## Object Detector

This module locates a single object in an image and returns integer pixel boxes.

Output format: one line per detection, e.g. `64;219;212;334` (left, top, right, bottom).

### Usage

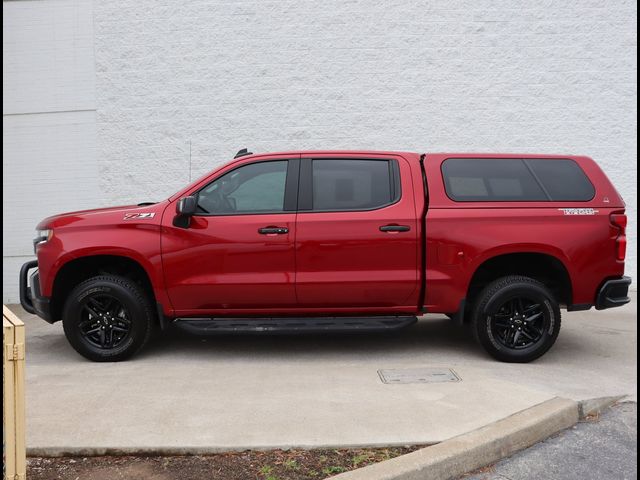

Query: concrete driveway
12;295;636;454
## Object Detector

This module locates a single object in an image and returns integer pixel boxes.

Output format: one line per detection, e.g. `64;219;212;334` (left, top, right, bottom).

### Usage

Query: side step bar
172;316;417;335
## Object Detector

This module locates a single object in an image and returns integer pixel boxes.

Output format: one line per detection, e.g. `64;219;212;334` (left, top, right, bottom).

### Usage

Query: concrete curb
328;397;579;480
578;395;627;419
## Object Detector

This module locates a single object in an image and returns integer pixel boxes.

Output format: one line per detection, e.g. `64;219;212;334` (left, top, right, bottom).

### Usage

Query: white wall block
3;0;97;302
2;112;99;302
3;0;95;114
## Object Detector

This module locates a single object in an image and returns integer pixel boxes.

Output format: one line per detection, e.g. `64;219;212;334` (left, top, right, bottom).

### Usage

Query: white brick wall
2;0;637;302
94;0;637;281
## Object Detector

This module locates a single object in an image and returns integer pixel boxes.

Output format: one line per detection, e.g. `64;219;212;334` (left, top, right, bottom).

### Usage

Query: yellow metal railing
3;305;26;480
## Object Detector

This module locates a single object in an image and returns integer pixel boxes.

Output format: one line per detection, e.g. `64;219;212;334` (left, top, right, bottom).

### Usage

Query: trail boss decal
123;212;155;220
558;208;599;216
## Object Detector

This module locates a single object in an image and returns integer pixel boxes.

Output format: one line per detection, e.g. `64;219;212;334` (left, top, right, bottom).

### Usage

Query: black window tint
442;159;595;202
197;161;287;214
311;159;397;211
442;159;547;201
527;159;595;201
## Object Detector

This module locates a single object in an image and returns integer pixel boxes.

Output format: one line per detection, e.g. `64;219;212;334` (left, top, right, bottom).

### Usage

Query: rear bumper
19;260;54;323
595;276;632;310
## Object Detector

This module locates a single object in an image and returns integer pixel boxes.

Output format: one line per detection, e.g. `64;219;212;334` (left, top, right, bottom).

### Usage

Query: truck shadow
140;316;487;361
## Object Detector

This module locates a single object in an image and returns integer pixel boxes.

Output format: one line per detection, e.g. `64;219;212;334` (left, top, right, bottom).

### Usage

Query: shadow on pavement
139;316;486;362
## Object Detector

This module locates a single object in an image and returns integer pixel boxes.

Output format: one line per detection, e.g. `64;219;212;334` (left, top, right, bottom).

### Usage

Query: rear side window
526;159;595;201
442;158;594;202
310;159;400;211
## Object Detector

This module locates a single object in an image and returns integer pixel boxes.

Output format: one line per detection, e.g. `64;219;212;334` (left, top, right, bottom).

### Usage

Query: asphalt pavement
463;402;637;480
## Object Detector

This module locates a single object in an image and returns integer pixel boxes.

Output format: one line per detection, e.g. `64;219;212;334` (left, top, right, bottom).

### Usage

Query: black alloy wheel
78;294;133;349
473;275;561;363
62;275;154;362
489;296;547;350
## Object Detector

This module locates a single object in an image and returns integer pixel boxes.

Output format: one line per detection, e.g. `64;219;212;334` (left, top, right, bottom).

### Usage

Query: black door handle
258;226;289;235
379;224;410;232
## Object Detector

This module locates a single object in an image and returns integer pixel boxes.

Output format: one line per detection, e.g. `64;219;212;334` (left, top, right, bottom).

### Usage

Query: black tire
62;275;154;362
472;275;561;363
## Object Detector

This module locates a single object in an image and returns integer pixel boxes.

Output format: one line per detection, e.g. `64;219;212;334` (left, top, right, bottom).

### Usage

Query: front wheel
472;275;561;363
62;275;154;362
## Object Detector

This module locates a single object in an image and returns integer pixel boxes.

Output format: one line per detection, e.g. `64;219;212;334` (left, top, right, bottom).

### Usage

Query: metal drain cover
378;368;461;384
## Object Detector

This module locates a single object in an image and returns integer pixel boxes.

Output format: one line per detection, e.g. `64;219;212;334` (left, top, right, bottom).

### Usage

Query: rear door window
309;159;400;211
442;158;594;202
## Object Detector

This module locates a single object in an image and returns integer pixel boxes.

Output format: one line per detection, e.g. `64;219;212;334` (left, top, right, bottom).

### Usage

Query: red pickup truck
21;150;631;363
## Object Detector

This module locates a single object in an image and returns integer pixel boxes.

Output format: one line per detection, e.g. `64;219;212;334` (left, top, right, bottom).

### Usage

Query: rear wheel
62;275;154;361
472;275;561;363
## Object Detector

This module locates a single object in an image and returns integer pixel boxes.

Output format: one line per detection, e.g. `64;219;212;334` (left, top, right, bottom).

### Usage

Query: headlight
33;229;53;251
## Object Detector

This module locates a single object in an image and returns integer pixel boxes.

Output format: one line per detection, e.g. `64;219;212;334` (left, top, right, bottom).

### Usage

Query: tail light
610;212;627;261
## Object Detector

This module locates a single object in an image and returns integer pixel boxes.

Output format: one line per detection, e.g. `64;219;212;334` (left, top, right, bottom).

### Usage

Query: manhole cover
378;368;461;384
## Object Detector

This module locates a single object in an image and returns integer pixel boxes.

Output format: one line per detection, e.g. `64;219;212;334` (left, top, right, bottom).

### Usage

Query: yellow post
3;305;26;480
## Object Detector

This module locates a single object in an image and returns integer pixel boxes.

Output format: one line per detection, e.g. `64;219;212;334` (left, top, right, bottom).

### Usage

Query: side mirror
176;196;198;215
173;196;197;228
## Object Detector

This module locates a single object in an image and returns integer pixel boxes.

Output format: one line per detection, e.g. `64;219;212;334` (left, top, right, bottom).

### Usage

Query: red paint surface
35;151;627;319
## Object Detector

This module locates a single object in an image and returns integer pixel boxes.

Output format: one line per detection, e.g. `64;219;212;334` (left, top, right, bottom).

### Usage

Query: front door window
197;161;288;215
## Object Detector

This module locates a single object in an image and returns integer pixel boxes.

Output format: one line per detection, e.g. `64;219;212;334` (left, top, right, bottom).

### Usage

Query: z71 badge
558;208;599;216
123;212;155;220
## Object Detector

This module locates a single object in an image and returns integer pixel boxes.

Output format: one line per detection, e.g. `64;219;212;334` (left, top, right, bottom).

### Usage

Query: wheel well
51;255;155;321
467;253;572;313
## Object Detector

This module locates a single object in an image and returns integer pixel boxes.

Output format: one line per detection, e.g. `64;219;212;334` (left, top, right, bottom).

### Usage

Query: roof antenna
234;148;253;159
188;140;192;181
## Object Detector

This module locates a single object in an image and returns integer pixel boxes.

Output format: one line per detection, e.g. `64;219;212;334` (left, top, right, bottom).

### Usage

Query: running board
172;316;417;335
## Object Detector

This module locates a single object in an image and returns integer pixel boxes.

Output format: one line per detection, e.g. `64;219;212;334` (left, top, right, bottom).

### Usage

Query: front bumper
19;260;54;323
595;276;632;310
